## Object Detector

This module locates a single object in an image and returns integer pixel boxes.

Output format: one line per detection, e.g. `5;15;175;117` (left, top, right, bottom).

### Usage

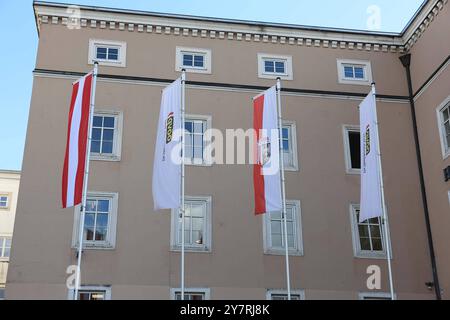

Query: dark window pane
183;54;193;66
102;141;113;154
344;66;354;78
194;55;204;67
93;116;103;127
92;128;102;140
103;129;114;142
97;200;109;212
354;67;365;79
91;141;101;153
108;48;119;60
96;47;107;59
348;131;361;169
283;140;289;150
358;225;370;238
275;61;285;73
372;238;383;251
265;61;274;73
360;237;371;251
185;122;193;133
103;117;115;128
95;228;108;241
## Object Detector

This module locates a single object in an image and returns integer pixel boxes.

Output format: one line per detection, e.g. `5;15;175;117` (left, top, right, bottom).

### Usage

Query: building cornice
33;0;447;53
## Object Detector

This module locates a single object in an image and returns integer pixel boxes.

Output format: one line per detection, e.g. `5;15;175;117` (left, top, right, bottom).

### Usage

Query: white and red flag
253;86;282;215
62;73;94;209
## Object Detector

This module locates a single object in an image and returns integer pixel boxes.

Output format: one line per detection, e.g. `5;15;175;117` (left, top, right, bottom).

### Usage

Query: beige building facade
6;0;450;299
0;170;20;300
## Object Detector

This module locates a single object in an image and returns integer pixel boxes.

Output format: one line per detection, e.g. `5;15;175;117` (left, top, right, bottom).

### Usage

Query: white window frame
68;286;112;300
88;39;127;67
170;196;212;253
184;114;212;166
90;110;123;162
282;121;299;171
359;292;395;300
258;53;293;80
0;193;10;210
170;288;210;300
436;96;450;159
337;59;373;85
263;200;303;256
176;47;212;74
0;235;12;261
72;192;119;250
349;204;387;259
343;125;361;174
266;289;305;300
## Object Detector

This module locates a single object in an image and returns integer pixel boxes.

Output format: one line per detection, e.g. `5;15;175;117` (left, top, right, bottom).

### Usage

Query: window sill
259;74;293;81
284;166;299;172
89;61;126;68
72;244;116;251
354;252;387;260
0;258;9;263
338;79;372;86
176;67;211;74
185;161;213;167
171;246;211;254
346;169;361;175
91;154;121;162
264;250;303;257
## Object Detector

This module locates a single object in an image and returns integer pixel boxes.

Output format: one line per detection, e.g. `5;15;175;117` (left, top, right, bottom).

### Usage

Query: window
267;290;305;300
0;195;9;209
282;121;299;171
176;47;212;74
263;200;303;256
258;54;293;80
171;288;210;300
337;59;372;85
171;196;212;252
0;237;12;259
68;286;111;300
72;192;118;249
90;111;123;161
350;205;387;259
359;292;393;300
88;39;127;67
343;126;361;173
185;115;212;166
437;97;450;158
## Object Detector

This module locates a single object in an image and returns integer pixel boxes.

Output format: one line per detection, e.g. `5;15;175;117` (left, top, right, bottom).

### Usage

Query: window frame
170;288;210;300
176;47;212;74
258;53;293;80
436;96;450;159
263;200;303;256
170;196;212;253
349;204;388;259
343;125;361;174
68;286;112;300
72;192;119;250
0;193;10;210
88;39;127;67
337;59;373;86
0;235;12;261
90;110;123;162
281;121;299;171
184;114;212;167
266;289;305;300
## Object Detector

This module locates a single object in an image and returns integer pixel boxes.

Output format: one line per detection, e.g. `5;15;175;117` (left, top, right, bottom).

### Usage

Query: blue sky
0;0;424;170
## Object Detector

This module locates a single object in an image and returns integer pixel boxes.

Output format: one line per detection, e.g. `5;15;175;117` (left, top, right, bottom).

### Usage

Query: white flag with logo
359;89;383;223
153;78;182;210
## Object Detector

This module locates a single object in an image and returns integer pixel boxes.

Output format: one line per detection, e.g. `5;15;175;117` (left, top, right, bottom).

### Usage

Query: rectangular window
350;205;387;259
69;286;111;300
263;201;303;256
184;115;212;166
337;59;372;85
282;122;299;171
171;196;212;252
267;290;304;300
0;195;8;209
72;192;118;249
0;237;12;259
176;47;212;74
89;39;127;67
90;111;123;161
171;288;210;300
437;98;450;158
343;126;361;173
258;54;293;80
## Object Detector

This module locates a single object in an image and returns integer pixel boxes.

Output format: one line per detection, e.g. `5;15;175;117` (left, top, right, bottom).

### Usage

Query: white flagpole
371;83;395;300
74;62;99;300
276;78;291;300
180;70;187;300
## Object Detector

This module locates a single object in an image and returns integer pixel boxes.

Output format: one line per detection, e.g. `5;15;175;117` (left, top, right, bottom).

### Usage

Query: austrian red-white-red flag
253;86;282;215
62;73;94;209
